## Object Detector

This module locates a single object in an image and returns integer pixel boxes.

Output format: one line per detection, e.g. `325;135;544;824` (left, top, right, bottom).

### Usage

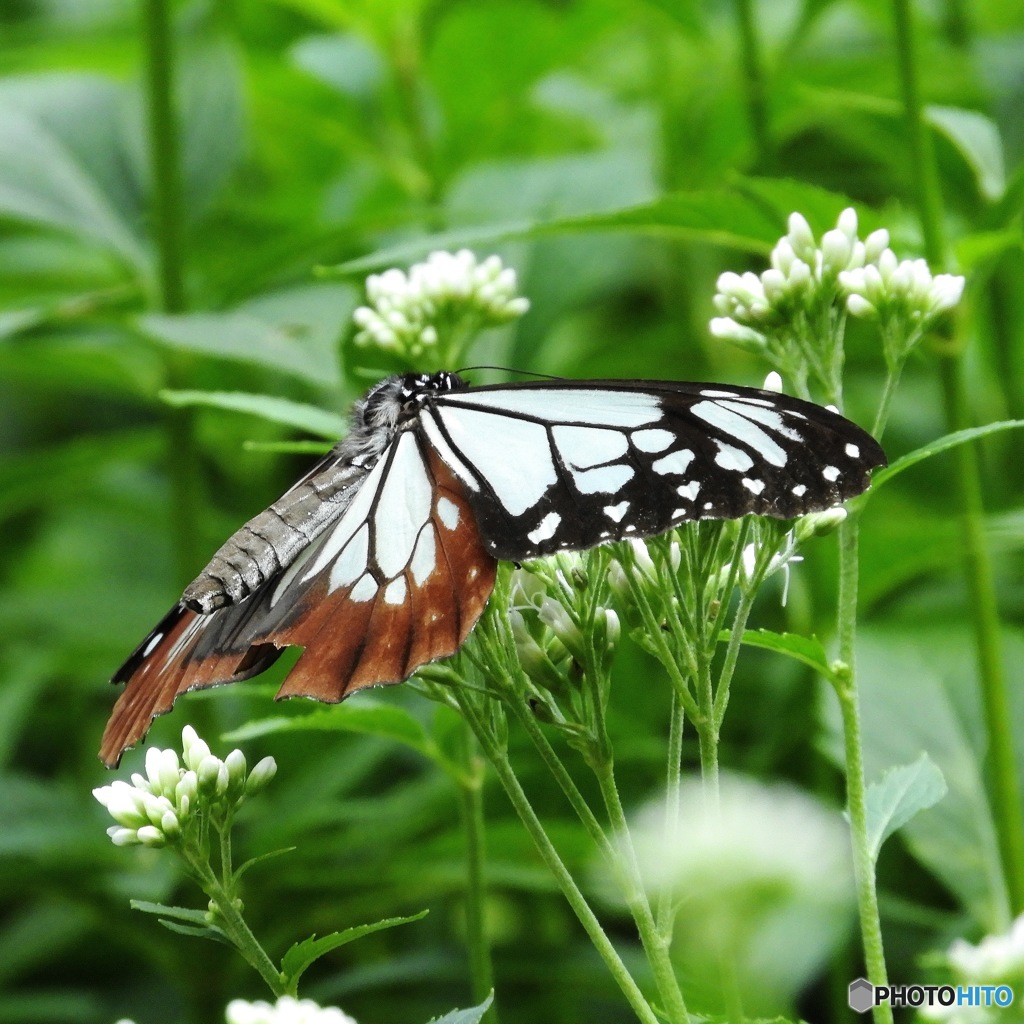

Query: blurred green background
1;0;1023;1021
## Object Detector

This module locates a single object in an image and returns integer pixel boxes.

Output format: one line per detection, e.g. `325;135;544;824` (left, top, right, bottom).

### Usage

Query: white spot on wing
445;388;661;427
375;433;433;579
692;400;788;466
383;577;407;605
714;442;754;472
823;465;840;482
410;527;436;586
792;484;807;496
632;428;674;453
701;389;736;398
419;411;480;492
142;632;164;657
742;477;765;494
438;407;556;517
528;511;561;544
676;481;701;501
329;523;369;591
436;496;460;531
553;425;628;469
303;451;388;581
652;448;695;476
350;574;377;603
845;443;860;459
718;399;803;442
573;463;634;494
604;501;629;522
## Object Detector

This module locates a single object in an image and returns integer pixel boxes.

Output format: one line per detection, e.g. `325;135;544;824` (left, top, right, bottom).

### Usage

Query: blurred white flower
610;774;852;1014
226;996;357;1024
947;914;1024;980
352;250;529;356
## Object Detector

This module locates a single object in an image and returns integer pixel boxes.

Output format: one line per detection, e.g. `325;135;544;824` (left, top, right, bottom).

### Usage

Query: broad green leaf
159;390;344;439
291;33;385;99
864;753;948;863
864;421;1024;495
137;283;353;387
0;95;145;270
955;228;1022;271
426;995;495;1024
731;629;837;683
280;910;428;985
926;106;1005;201
224;701;434;760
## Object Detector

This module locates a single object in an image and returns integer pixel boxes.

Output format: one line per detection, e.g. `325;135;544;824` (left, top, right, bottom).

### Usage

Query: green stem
182;849;285;996
870;361;904;440
712;585;758;731
891;0;1024;913
141;0;202;586
593;761;690;1024
836;516;893;1024
657;693;685;939
456;725;498;1023
454;692;661;1024
732;0;775;171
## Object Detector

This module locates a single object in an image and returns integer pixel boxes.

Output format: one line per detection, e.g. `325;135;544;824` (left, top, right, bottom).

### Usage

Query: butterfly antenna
456;364;563;381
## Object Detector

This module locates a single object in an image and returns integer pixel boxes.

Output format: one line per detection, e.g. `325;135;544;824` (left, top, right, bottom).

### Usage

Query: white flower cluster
226;996;356;1024
93;726;276;847
509;555;619;684
352;250;529;357
839;251;964;325
711;207;965;357
710;208;890;349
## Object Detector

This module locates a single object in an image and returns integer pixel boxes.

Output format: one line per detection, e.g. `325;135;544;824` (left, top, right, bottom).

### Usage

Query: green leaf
730;629;838;683
136;283;354;387
224;701;435;760
926;105;1006;201
159;390;344;439
425;995;495;1024
234;846;297;880
864;753;948;863
0;89;145;269
280;910;428;987
865;421;1024;495
157;920;231;944
129;901;211;925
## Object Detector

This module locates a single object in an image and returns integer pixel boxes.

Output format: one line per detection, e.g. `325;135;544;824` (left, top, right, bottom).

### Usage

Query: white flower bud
846;294;876;318
160;809;181;839
836;207;859;241
770;237;797;275
864;229;889;263
760;268;787;301
245;756;278;797
603;608;621;647
786;212;816;259
197;754;224;793
108;826;141;847
709;318;766;349
762;371;784;393
182;727;211;772
821;228;852;273
136;825;166;848
797;507;847;540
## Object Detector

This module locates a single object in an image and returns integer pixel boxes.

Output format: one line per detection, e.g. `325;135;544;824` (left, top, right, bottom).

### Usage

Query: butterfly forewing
423;380;884;560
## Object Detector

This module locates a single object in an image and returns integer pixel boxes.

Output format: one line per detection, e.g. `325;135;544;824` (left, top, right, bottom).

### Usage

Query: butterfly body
101;373;885;765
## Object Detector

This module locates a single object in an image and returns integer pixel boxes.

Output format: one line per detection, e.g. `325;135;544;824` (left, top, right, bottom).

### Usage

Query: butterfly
100;372;886;764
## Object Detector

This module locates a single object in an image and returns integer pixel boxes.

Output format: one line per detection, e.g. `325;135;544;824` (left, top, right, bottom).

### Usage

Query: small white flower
948;913;1024;982
353;250;529;356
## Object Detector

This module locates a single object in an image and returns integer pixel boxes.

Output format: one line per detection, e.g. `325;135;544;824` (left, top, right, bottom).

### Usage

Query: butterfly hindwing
99;432;496;765
422;380;884;560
